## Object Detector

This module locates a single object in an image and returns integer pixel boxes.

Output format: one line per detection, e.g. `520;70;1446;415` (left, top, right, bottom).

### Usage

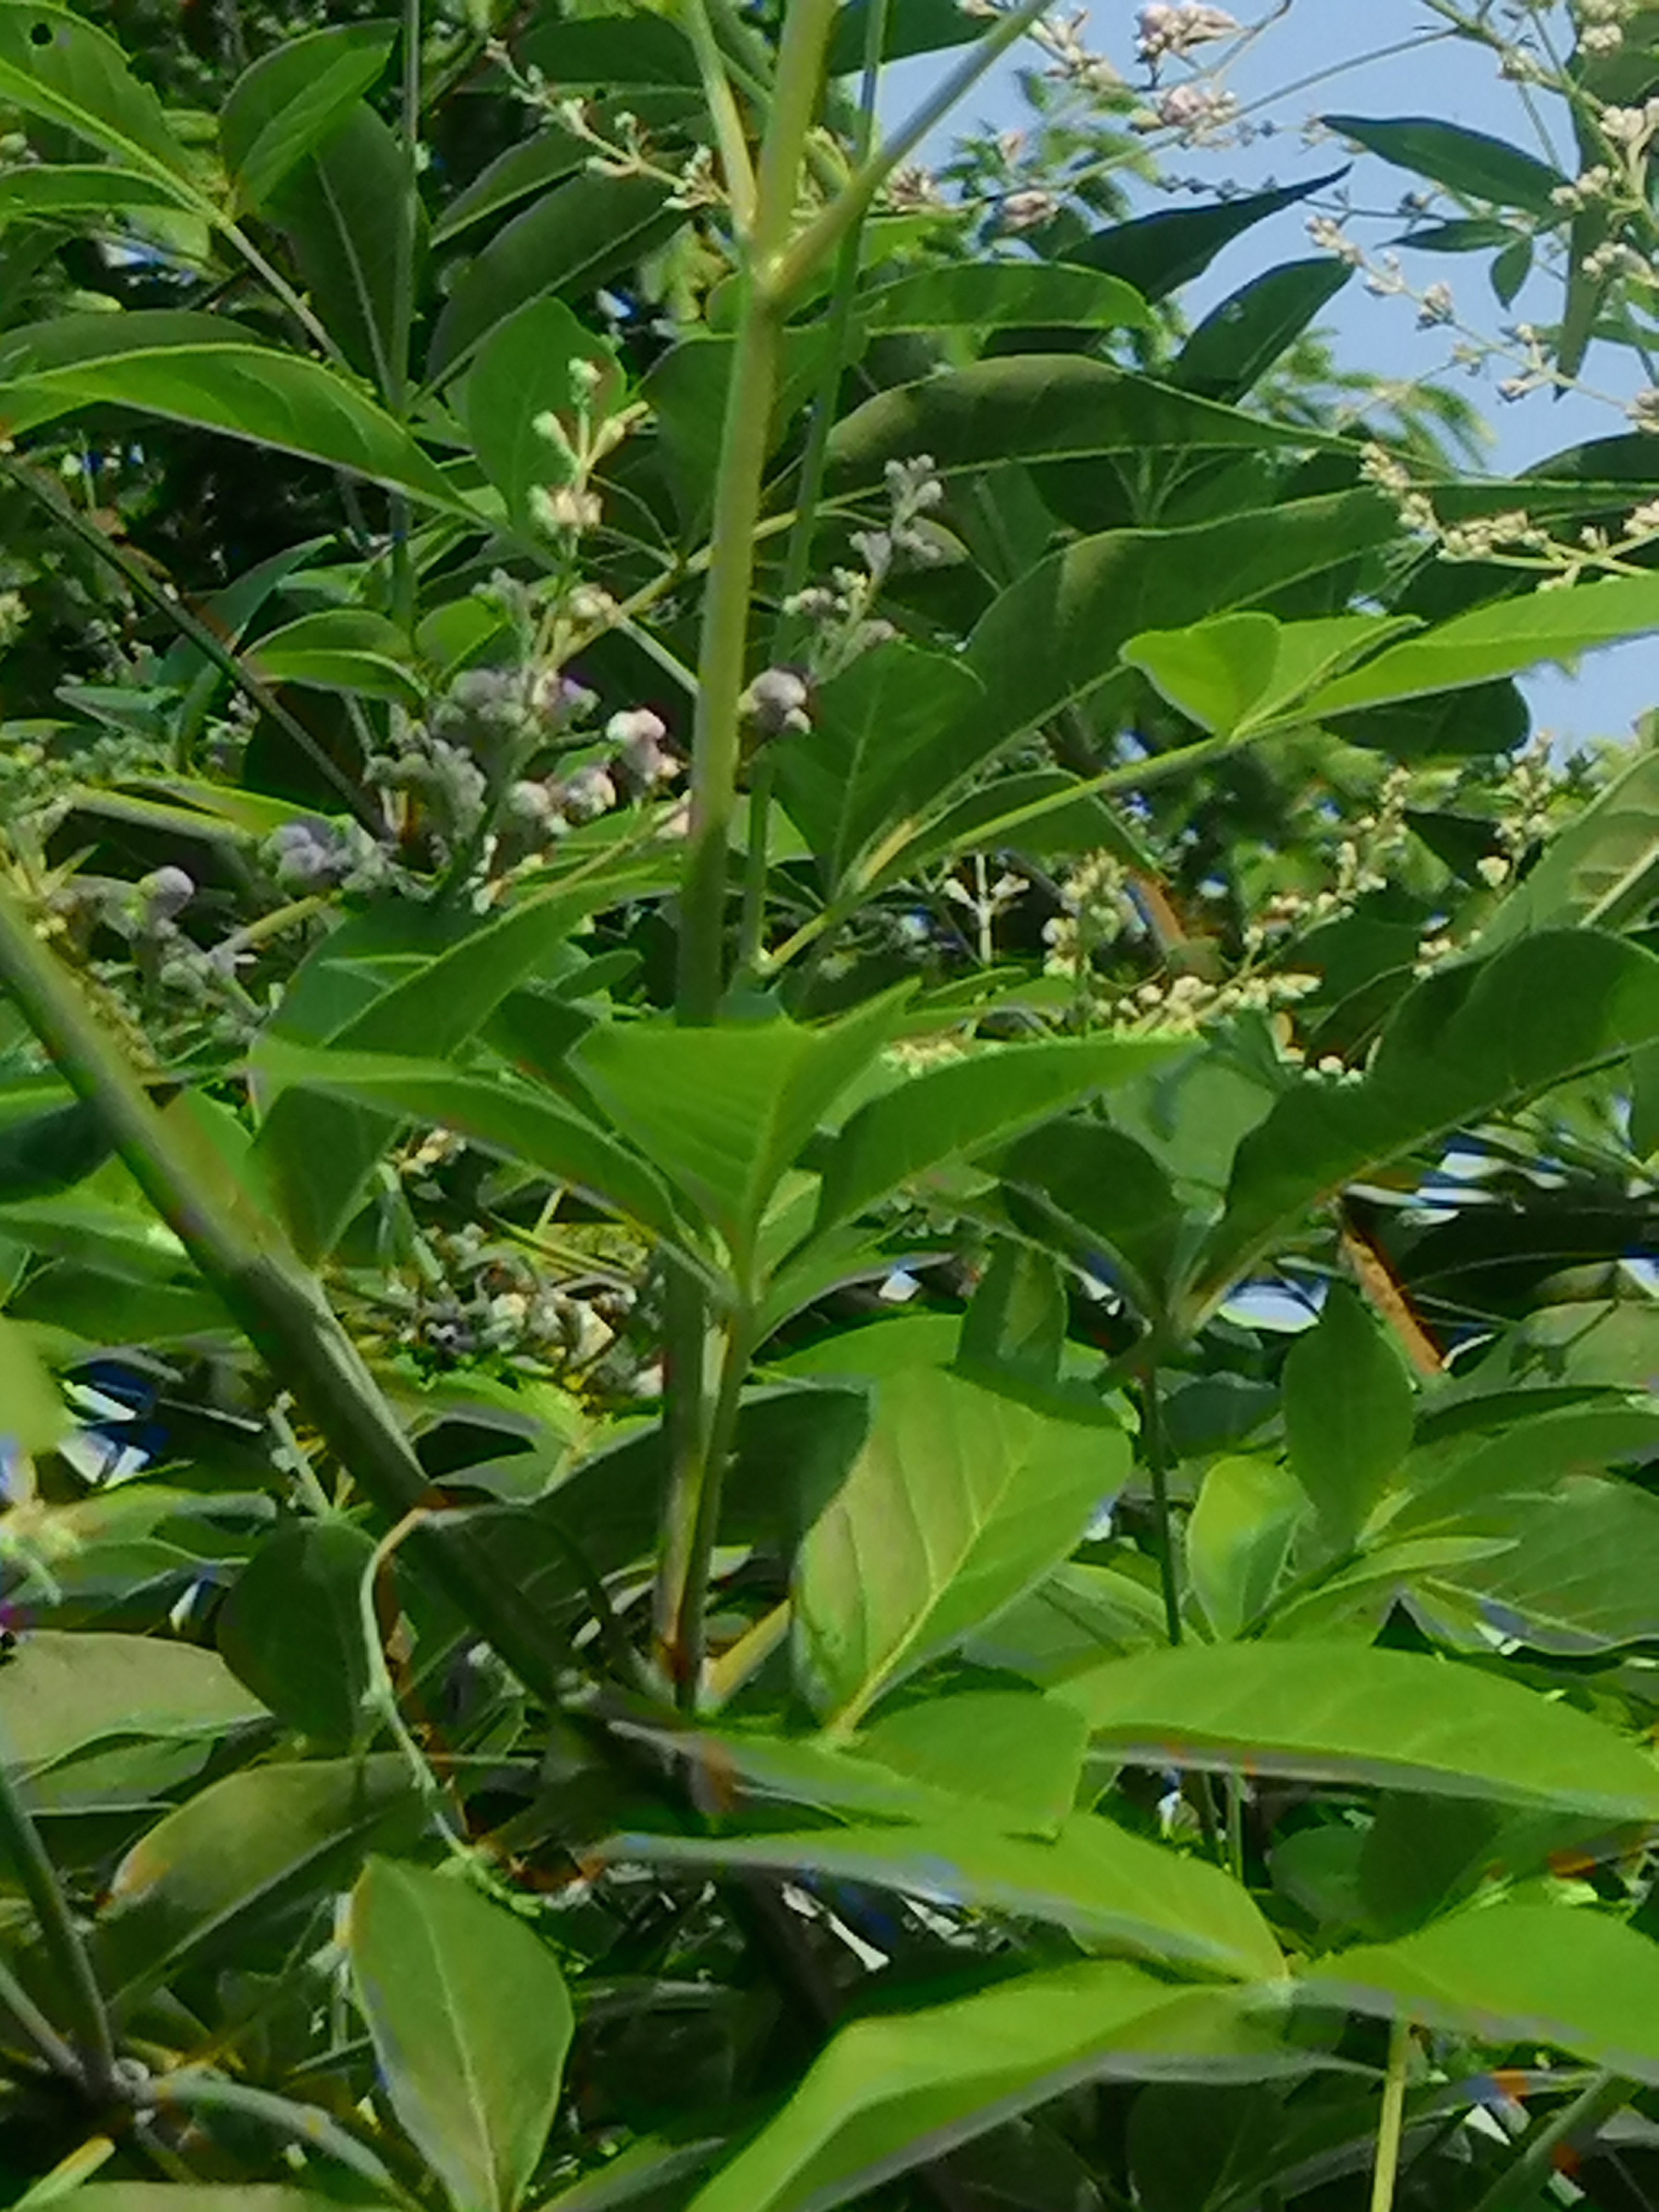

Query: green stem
0;1944;85;2086
1139;1367;1183;1648
675;0;840;1026
771;0;1058;301
0;1756;115;2099
1467;2072;1630;2212
737;0;890;977
0;877;570;1705
1370;2016;1412;2212
669;1304;757;1709
153;2072;413;2202
682;0;758;231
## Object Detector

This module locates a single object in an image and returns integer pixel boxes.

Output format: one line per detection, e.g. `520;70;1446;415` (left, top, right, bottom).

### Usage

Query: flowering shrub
3;5;1659;2211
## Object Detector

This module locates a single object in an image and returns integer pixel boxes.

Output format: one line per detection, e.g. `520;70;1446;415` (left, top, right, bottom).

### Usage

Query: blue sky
890;0;1659;748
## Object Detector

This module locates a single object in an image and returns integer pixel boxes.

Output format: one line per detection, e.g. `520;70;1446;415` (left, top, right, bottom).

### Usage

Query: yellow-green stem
772;0;1058;302
1370;2016;1412;2212
662;0;841;1712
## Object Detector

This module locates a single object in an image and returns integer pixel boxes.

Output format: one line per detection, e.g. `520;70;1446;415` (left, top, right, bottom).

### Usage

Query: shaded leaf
1172;258;1352;403
0;3;196;188
827;359;1317;490
951;493;1395;769
774;643;985;894
248;609;420;704
96;1757;418;2007
216;1519;376;1747
1197;932;1659;1298
220;21;397;211
1064;172;1347;303
427;171;675;382
265;101;423;399
1283;1285;1416;1548
464;295;620;536
1323;114;1565;215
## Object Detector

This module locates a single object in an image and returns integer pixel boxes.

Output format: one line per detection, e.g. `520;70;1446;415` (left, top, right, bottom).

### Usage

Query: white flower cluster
1577;0;1637;50
1134;3;1241;62
1031;9;1123;94
1152;82;1239;140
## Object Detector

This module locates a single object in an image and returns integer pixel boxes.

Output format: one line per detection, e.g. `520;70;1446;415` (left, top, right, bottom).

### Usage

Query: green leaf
613;1810;1281;1980
427;172;676;383
1323;114;1566;215
1283;1285;1415;1548
686;1961;1284;2212
348;1858;574;2212
514;13;698;86
959;1242;1067;1390
1172;258;1352;403
0;1630;264;1777
96;1756;419;2009
827;0;979;68
0;4;197;189
861;263;1151;334
813;1037;1184;1238
220;21;397;211
1479;744;1659;943
1407;1476;1659;1656
1197;932;1659;1299
0;312;465;512
248;609;420;704
463;296;621;536
1057;1642;1659;1822
1000;1119;1188;1319
1303;573;1659;719
254;1049;685;1249
264;102;424;399
1123;611;1411;740
826;359;1318;490
1187;1456;1306;1641
774;642;985;894
1302;1902;1659;2080
430;130;588;245
252;884;659;1261
0;1309;70;1455
950;493;1396;769
50;2193;387;2212
216;1519;376;1747
1064;172;1347;303
573;998;904;1269
0;163;198;224
854;1692;1089;1835
796;1365;1130;1732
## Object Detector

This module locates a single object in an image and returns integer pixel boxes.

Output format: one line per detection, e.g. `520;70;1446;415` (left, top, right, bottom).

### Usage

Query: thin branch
0;1756;115;2099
